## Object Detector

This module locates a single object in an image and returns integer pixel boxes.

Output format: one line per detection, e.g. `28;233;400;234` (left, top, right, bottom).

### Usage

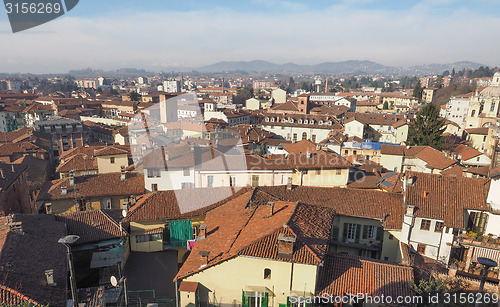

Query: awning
472;246;500;264
244;286;275;296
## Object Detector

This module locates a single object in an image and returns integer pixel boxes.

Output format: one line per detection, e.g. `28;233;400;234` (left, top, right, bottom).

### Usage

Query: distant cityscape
1;64;500;306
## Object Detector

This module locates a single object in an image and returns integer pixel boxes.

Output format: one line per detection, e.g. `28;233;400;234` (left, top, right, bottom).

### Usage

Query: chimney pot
266;202;275;217
61;186;67;195
406;205;415;216
198;224;207;239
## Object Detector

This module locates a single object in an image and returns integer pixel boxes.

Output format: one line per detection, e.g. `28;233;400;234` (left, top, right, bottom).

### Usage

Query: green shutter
286;296;291;307
331;227;339;241
169;220;193;247
342;223;348;242
262;293;269;307
362;225;368;239
376;227;383;241
242;291;249;307
355;224;361;244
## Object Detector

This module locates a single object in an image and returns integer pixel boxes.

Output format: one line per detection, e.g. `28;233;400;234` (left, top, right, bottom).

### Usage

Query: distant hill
198;60;487;76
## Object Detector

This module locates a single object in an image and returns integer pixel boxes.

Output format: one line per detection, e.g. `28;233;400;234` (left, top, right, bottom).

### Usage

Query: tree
254;143;266;156
407;103;446;150
286;77;296;93
413;80;423;99
129;91;140;101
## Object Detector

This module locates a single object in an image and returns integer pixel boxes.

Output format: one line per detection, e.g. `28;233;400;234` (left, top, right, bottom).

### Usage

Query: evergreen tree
413;80;423;100
407;103;446;150
129;91;140;101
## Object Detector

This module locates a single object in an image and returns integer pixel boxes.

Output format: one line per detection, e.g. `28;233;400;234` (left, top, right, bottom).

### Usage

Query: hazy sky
1;0;500;73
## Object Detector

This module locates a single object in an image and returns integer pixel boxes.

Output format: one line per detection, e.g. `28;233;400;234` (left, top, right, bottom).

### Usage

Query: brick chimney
406;205;415;216
198;224;207;239
69;171;75;186
287;177;293;190
199;250;210;266
277;233;296;259
120;166;126;181
266;202;275;217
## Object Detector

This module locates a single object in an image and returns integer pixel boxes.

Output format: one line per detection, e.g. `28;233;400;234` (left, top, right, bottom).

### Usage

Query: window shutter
262;293;269;307
331;227;339;241
362;225;368;239
242;291;249;307
343;223;348;242
355;224;361;244
376;227;383;241
169;220;193;247
286;296;291;307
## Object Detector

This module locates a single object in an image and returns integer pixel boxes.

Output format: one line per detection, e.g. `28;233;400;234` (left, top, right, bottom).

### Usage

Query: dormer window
310;120;314;124
304;120;308;124
265;117;269;122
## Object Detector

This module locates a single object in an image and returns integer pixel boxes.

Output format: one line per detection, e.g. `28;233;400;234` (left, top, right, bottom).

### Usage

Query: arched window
302;132;307;140
264;268;271;279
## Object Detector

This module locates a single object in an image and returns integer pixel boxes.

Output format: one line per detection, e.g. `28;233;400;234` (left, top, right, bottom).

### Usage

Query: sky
1;0;500;73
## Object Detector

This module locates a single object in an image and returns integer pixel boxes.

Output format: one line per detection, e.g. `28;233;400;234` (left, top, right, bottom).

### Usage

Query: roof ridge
100;209;128;236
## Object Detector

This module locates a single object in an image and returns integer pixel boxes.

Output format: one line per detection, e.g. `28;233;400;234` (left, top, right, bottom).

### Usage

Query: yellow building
174;188;413;307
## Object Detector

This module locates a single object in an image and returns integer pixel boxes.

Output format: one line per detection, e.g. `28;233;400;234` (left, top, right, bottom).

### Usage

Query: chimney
120;166;126;181
406;205;415;216
11;164;14;173
198;224;207;239
61;186;67;195
8;221;23;233
306;151;311;159
287;177;293;190
45;269;55;286
69;171;75;186
266;202;275;217
277;233;296;259
0;168;3;179
199;250;210;266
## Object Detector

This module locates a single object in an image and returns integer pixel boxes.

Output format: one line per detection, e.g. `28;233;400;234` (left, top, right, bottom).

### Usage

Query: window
363;225;378;240
230;176;236;187
389;234;394;240
252;175;259;187
136;233;162;243
344;223;358;243
242;291;268;307
151;184;158;192
435;221;444;232
110;157;115;164
302;132;307;140
420;219;431;231
147;168;160;178
264;268;271;280
293;133;297;142
183;168;190;176
417;243;426;254
207;176;214;188
45;203;52;214
336;169;342;175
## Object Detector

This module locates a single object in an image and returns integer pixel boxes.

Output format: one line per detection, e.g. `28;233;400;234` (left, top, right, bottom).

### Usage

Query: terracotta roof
465;127;489;135
271;101;299;111
143;145;195;169
0;214;67;306
345;113;406;126
405;171;489;228
257;186;404;230
0;284;41;306
414;147;456;170
0;163;27;193
37;172;145;201
283;140;316;155
56;153;98;173
450;144;482;161
347;172;382;189
12;155;50;193
178;281;199;292
175;190;336;280
0;128;33;144
56;209;127;244
127;187;251;222
316;253;414;298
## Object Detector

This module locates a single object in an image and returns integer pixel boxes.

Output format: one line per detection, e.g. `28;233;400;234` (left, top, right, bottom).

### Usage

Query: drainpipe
175;279;179;307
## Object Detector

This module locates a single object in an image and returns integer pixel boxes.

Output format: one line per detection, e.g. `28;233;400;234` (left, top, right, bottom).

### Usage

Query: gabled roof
450;144;483;161
0;214;66;306
271;101;299;112
288;149;352;169
126;187;251;222
283;139;316;155
56;153;98;173
405;171;489;228
37;172;145;201
465;127;489;135
56;209;128;244
175;190;336;281
316;253;414;298
345;113;406;126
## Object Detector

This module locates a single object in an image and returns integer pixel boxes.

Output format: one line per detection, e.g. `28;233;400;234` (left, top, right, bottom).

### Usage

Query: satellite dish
110;275;118;287
122;210;127;218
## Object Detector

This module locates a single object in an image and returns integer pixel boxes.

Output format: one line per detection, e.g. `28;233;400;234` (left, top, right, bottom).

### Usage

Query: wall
196;170;293;188
181;256;317;307
96;154;129;173
292;168;349;187
47;195;128;215
144;167;195;192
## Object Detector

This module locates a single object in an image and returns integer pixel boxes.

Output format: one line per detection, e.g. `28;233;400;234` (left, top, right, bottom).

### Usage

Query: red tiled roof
450;144;482;161
0;285;41;306
345;113;406;126
405;171;489;228
127;187;251;222
257;186;404;230
56;209;127;244
316;253;414;298
465;127;489;135
178;281;199;292
56;153;98;173
175;190;336;281
283;139;316;155
37;172;145;201
288;149;352;169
